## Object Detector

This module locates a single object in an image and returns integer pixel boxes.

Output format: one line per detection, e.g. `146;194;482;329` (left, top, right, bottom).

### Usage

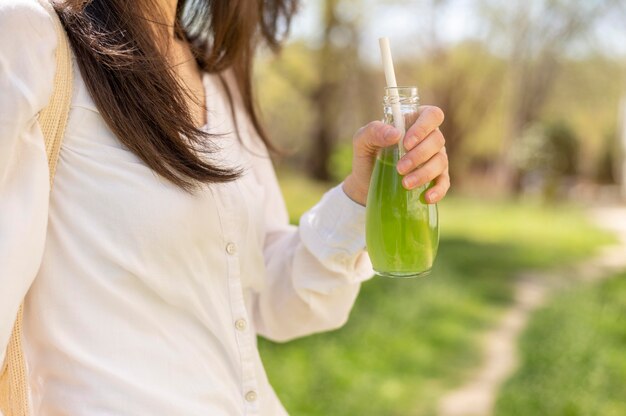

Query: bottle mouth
384;86;419;104
384;86;418;94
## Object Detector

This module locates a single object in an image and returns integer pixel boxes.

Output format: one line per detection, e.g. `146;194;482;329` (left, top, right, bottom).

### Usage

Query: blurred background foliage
252;0;626;414
255;0;626;199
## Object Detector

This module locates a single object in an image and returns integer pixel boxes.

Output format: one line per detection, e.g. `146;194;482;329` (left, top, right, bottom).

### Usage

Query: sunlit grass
440;197;614;269
495;274;626;416
258;169;616;416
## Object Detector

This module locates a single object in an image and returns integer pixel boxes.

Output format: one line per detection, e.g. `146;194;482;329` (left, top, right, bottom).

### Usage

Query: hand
342;106;450;206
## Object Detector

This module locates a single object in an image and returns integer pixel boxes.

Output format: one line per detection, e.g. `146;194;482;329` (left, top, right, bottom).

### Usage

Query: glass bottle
365;86;439;278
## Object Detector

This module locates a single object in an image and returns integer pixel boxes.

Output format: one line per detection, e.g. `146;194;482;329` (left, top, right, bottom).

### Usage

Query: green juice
365;145;439;278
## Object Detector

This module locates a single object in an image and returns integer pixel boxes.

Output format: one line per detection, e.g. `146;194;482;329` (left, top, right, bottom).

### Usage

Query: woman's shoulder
0;0;58;118
0;0;57;42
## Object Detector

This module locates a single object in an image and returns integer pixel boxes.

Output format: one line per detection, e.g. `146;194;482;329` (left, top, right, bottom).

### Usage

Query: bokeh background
253;1;626;415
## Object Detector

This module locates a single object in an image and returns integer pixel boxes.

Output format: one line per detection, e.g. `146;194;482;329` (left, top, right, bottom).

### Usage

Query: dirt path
437;206;626;416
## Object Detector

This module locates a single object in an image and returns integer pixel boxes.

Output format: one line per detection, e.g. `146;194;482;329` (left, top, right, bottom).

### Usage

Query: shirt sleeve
248;152;374;343
0;0;57;364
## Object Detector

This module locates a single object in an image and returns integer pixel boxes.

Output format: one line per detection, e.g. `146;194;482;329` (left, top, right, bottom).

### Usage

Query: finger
353;121;402;156
397;128;446;175
425;172;450;204
402;150;448;190
403;106;445;151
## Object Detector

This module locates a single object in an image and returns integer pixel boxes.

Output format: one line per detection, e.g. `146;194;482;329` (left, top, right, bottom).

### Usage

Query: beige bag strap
0;1;73;415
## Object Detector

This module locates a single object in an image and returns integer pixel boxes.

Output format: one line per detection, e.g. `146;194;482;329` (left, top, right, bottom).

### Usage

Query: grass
440;196;619;270
259;169;616;415
495;274;626;416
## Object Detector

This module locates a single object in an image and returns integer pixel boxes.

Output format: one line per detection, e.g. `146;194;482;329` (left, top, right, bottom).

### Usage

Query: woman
0;0;449;414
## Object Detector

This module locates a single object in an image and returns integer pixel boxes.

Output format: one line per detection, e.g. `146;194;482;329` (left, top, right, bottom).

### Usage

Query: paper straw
379;37;405;134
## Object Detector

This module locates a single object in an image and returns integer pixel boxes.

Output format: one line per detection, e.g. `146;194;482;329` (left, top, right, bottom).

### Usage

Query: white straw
379;37;405;134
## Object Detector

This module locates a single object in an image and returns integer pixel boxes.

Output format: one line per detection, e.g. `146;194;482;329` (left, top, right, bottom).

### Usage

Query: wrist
342;174;368;206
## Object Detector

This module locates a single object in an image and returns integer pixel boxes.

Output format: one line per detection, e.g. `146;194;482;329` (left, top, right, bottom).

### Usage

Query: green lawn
259;171;615;416
495;274;626;416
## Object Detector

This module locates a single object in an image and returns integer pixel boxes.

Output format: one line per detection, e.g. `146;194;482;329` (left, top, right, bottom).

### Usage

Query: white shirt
0;1;374;414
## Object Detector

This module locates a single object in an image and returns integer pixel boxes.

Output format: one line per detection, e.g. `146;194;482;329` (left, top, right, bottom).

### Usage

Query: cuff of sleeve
299;183;373;279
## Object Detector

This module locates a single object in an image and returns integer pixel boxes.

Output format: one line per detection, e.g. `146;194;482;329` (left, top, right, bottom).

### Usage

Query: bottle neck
382;87;420;154
383;102;419;115
383;86;419;104
383;86;420;115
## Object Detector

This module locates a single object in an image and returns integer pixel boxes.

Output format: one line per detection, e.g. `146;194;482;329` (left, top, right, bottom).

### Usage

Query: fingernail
404;136;418;150
384;128;400;142
427;192;438;203
397;159;412;174
403;176;416;189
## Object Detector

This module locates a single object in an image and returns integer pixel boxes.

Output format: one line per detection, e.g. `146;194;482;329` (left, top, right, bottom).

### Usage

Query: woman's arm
248;156;373;343
0;0;57;363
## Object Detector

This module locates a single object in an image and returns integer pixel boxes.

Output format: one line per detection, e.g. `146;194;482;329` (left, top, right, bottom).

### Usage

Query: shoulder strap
38;0;74;181
0;1;73;415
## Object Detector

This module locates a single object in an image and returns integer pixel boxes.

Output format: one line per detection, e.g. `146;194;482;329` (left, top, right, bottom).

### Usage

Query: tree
418;42;506;184
307;0;362;181
479;0;620;192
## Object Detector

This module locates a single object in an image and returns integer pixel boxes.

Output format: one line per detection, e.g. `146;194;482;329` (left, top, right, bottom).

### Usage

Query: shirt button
245;390;257;403
225;242;237;255
235;319;247;331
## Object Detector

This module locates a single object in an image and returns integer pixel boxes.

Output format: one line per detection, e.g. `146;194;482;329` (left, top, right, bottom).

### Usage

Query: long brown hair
54;0;298;191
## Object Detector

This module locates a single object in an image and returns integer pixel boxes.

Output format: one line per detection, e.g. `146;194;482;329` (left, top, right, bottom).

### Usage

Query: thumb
353;121;402;157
